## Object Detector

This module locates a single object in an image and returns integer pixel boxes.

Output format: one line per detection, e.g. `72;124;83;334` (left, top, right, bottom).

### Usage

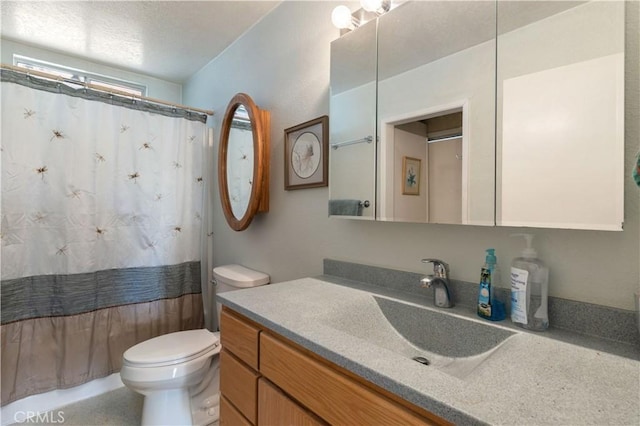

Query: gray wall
183;1;640;311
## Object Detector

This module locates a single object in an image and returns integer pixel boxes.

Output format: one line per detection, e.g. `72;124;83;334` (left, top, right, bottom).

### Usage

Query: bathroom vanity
218;275;640;425
219;306;447;425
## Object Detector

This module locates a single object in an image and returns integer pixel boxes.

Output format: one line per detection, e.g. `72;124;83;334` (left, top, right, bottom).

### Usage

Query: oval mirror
218;93;270;231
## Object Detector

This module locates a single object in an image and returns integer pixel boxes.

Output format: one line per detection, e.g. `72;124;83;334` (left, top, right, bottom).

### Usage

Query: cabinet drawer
258;378;325;426
220;395;252;426
220;349;260;424
260;333;440;425
220;307;260;369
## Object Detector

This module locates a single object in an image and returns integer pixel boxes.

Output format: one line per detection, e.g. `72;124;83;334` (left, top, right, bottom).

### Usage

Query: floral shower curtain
0;70;207;405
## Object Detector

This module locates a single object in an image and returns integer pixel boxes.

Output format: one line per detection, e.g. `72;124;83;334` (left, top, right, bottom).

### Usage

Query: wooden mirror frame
218;93;270;231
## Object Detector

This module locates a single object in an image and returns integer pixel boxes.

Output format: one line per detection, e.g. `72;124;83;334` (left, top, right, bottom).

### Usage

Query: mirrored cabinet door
496;1;625;230
376;1;496;225
329;18;377;220
328;0;625;231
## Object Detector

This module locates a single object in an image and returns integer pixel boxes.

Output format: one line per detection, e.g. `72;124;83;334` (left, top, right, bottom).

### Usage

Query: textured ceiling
0;1;281;83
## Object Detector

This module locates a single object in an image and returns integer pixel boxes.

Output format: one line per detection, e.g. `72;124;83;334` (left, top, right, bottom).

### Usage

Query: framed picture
284;116;329;190
402;156;421;195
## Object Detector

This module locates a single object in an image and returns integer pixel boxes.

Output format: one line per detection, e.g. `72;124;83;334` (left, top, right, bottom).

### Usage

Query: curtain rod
1;63;214;116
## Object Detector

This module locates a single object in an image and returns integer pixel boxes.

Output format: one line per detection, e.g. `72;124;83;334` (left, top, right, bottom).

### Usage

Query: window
14;55;147;97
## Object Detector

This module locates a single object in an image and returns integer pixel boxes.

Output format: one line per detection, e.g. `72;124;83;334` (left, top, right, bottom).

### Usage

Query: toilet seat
120;331;221;390
123;329;220;368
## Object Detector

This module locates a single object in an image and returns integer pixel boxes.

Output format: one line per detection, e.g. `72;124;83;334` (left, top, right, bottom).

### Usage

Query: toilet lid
213;264;270;288
123;329;219;367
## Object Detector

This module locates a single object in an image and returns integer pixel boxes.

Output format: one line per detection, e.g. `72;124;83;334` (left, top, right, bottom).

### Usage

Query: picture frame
284;116;329;190
402;156;421;195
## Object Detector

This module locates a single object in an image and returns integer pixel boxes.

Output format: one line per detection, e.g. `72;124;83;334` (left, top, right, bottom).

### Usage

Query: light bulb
360;0;383;12
331;5;353;29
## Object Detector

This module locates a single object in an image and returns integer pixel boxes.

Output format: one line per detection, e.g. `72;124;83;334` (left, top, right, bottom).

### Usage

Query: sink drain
412;356;430;365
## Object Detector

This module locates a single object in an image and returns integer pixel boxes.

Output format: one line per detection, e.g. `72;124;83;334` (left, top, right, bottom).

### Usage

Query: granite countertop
217;276;640;425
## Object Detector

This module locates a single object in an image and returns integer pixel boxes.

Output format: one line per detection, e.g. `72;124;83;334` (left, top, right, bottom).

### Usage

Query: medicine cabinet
328;0;625;231
219;93;270;231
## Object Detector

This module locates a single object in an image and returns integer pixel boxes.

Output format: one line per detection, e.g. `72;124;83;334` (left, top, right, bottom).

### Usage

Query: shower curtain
0;70;208;405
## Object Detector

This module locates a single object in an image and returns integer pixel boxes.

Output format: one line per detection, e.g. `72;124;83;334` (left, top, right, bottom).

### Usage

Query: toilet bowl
120;264;269;426
121;329;221;426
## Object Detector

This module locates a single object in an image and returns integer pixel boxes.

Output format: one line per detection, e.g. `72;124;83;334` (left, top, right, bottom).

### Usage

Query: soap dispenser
477;249;505;321
510;234;549;331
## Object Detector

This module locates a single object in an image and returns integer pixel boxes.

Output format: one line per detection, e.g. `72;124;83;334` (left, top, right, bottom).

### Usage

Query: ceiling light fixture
331;5;358;30
332;1;392;34
360;0;391;14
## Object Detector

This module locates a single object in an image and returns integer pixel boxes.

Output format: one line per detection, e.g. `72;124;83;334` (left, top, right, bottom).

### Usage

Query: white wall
183;1;640;311
428;138;463;224
1;38;182;103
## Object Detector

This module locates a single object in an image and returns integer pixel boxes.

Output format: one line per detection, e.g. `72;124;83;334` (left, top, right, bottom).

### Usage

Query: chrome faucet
420;259;454;308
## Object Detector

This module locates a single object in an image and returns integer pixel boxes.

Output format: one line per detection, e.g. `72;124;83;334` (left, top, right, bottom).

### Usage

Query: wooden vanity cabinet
220;309;261;425
258;378;325;426
220;306;450;426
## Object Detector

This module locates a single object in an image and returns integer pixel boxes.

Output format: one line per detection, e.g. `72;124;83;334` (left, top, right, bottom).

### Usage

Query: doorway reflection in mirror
381;109;464;224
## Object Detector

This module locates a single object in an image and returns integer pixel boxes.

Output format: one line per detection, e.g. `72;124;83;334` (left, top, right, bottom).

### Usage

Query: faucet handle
421;259;449;278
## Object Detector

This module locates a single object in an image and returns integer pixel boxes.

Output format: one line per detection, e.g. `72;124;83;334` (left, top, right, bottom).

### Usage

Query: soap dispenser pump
510;234;549;331
477;248;505;321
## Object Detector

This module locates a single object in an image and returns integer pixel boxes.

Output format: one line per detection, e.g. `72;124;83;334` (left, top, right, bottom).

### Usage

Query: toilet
120;264;270;426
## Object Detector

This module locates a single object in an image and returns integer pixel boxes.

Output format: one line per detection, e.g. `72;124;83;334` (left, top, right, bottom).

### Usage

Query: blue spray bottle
477;249;506;321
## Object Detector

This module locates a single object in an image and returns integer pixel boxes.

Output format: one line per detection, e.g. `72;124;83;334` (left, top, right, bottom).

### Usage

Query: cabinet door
258;378;325;426
220;349;260;424
220;308;260;369
220;395;252;426
329;18;377;220
496;1;624;230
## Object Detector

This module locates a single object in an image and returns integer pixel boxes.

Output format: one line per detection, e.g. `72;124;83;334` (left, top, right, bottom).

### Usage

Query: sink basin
322;295;516;379
373;296;515;357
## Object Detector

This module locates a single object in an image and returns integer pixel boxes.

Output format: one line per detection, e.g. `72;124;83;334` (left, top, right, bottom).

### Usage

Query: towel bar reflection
331;135;373;150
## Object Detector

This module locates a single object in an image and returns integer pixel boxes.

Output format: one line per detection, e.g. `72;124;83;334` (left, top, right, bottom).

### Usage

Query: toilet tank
213;264;270;329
